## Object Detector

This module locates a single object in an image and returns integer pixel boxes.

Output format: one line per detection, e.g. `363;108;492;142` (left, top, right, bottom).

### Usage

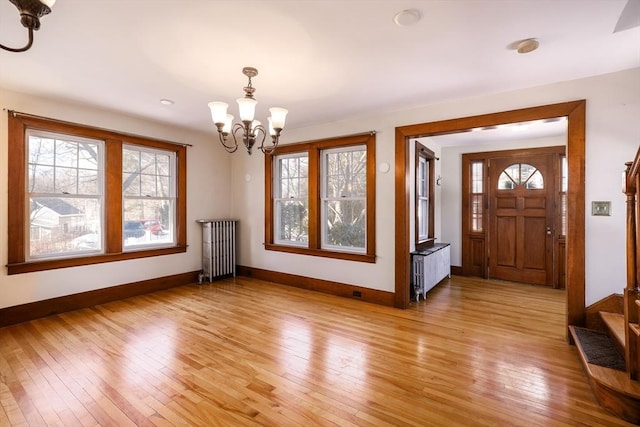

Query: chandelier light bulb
208;102;228;125
222;114;234;134
237;97;257;122
269;107;288;130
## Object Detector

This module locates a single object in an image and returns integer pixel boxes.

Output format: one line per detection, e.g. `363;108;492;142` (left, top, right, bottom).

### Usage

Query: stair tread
600;311;626;348
569;326;640;397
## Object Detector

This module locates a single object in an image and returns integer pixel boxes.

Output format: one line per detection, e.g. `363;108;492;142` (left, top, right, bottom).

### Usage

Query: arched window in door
497;163;544;190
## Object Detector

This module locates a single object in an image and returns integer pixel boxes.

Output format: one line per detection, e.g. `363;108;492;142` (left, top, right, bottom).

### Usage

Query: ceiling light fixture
208;67;288;155
0;0;56;53
393;9;421;27
516;38;539;54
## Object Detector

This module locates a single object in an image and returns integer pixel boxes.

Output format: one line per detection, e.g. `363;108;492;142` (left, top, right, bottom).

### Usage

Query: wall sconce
0;0;56;53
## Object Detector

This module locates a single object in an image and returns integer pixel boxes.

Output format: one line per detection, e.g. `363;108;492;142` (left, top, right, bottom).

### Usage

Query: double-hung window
265;132;375;263
321;145;367;252
7;111;187;274
415;142;435;250
274;153;309;245
27;130;104;258
122;145;176;249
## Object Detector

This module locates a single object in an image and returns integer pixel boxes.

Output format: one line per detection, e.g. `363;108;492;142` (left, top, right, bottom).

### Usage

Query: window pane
28;137;54;165
324;148;367;198
28;165;54;193
324;199;366;250
277;156;308;198
471;194;483;232
504;164;520;184
78;143;99;170
78;169;100;194
27;131;104;260
123;199;174;247
123;172;140;196
55;140;77;167
520;163;536;184
498;171;516;189
524;170;544;189
123;149;139;173
471;161;483;193
55;166;78;194
28;134;101;196
30;197;102;258
141;174;156;197
418;199;429;238
122;145;176;250
561;193;567;236
276;200;308;244
561;156;568;192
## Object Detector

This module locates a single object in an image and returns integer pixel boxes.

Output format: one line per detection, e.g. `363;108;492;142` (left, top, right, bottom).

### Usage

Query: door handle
546;227;552;236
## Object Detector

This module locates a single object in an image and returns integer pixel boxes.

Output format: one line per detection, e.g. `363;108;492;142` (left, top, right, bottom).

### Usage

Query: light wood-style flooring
0;276;635;426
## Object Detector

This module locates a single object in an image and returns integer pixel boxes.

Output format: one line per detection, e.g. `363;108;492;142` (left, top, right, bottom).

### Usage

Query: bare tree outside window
322;146;367;251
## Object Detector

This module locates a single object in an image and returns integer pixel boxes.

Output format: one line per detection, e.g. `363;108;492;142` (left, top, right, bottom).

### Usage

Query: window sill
6;246;187;275
265;243;376;263
415;238;436;251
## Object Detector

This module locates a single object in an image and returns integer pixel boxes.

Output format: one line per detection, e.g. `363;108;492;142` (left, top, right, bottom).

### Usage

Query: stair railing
624;145;640;380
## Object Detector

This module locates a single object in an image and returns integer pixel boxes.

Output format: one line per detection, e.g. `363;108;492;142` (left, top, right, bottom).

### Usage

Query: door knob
546;227;552;236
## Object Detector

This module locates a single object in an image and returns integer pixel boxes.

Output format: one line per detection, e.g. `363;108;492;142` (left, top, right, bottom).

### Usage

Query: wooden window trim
265;133;376;263
7;112;187;275
415;142;435;251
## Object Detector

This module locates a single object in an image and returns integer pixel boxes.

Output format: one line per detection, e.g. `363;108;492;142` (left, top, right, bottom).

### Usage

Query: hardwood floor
0;276;634;426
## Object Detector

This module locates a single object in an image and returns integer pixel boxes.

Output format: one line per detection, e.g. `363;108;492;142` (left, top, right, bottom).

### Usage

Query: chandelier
208;67;288;155
0;0;56;53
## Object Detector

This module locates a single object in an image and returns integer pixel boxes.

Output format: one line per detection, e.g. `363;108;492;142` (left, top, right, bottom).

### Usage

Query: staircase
569;147;640;425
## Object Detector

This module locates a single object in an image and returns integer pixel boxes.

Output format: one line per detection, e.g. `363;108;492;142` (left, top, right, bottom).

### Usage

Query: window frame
265;132;376;263
26;129;106;260
7;112;187;275
414;141;435;251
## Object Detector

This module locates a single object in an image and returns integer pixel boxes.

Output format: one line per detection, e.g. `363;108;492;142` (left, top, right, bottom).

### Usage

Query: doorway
394;100;586;329
487;148;563;286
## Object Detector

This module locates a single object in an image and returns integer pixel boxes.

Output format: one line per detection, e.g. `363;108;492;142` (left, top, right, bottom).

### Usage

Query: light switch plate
592;201;611;216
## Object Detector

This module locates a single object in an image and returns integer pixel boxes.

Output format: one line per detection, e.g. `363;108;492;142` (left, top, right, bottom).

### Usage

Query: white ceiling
0;0;638;137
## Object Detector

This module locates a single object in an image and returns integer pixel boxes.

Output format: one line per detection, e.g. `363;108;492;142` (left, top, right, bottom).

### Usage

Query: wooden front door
488;153;557;286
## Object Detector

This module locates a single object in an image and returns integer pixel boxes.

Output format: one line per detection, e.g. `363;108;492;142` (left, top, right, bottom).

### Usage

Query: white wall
0;87;232;309
1;68;637;310
231;68;640;305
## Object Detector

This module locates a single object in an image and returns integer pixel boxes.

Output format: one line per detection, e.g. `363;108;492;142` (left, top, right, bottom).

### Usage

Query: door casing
394;100;586;330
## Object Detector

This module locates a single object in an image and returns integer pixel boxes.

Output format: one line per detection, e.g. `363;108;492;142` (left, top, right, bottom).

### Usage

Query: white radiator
411;243;451;301
198;219;237;282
